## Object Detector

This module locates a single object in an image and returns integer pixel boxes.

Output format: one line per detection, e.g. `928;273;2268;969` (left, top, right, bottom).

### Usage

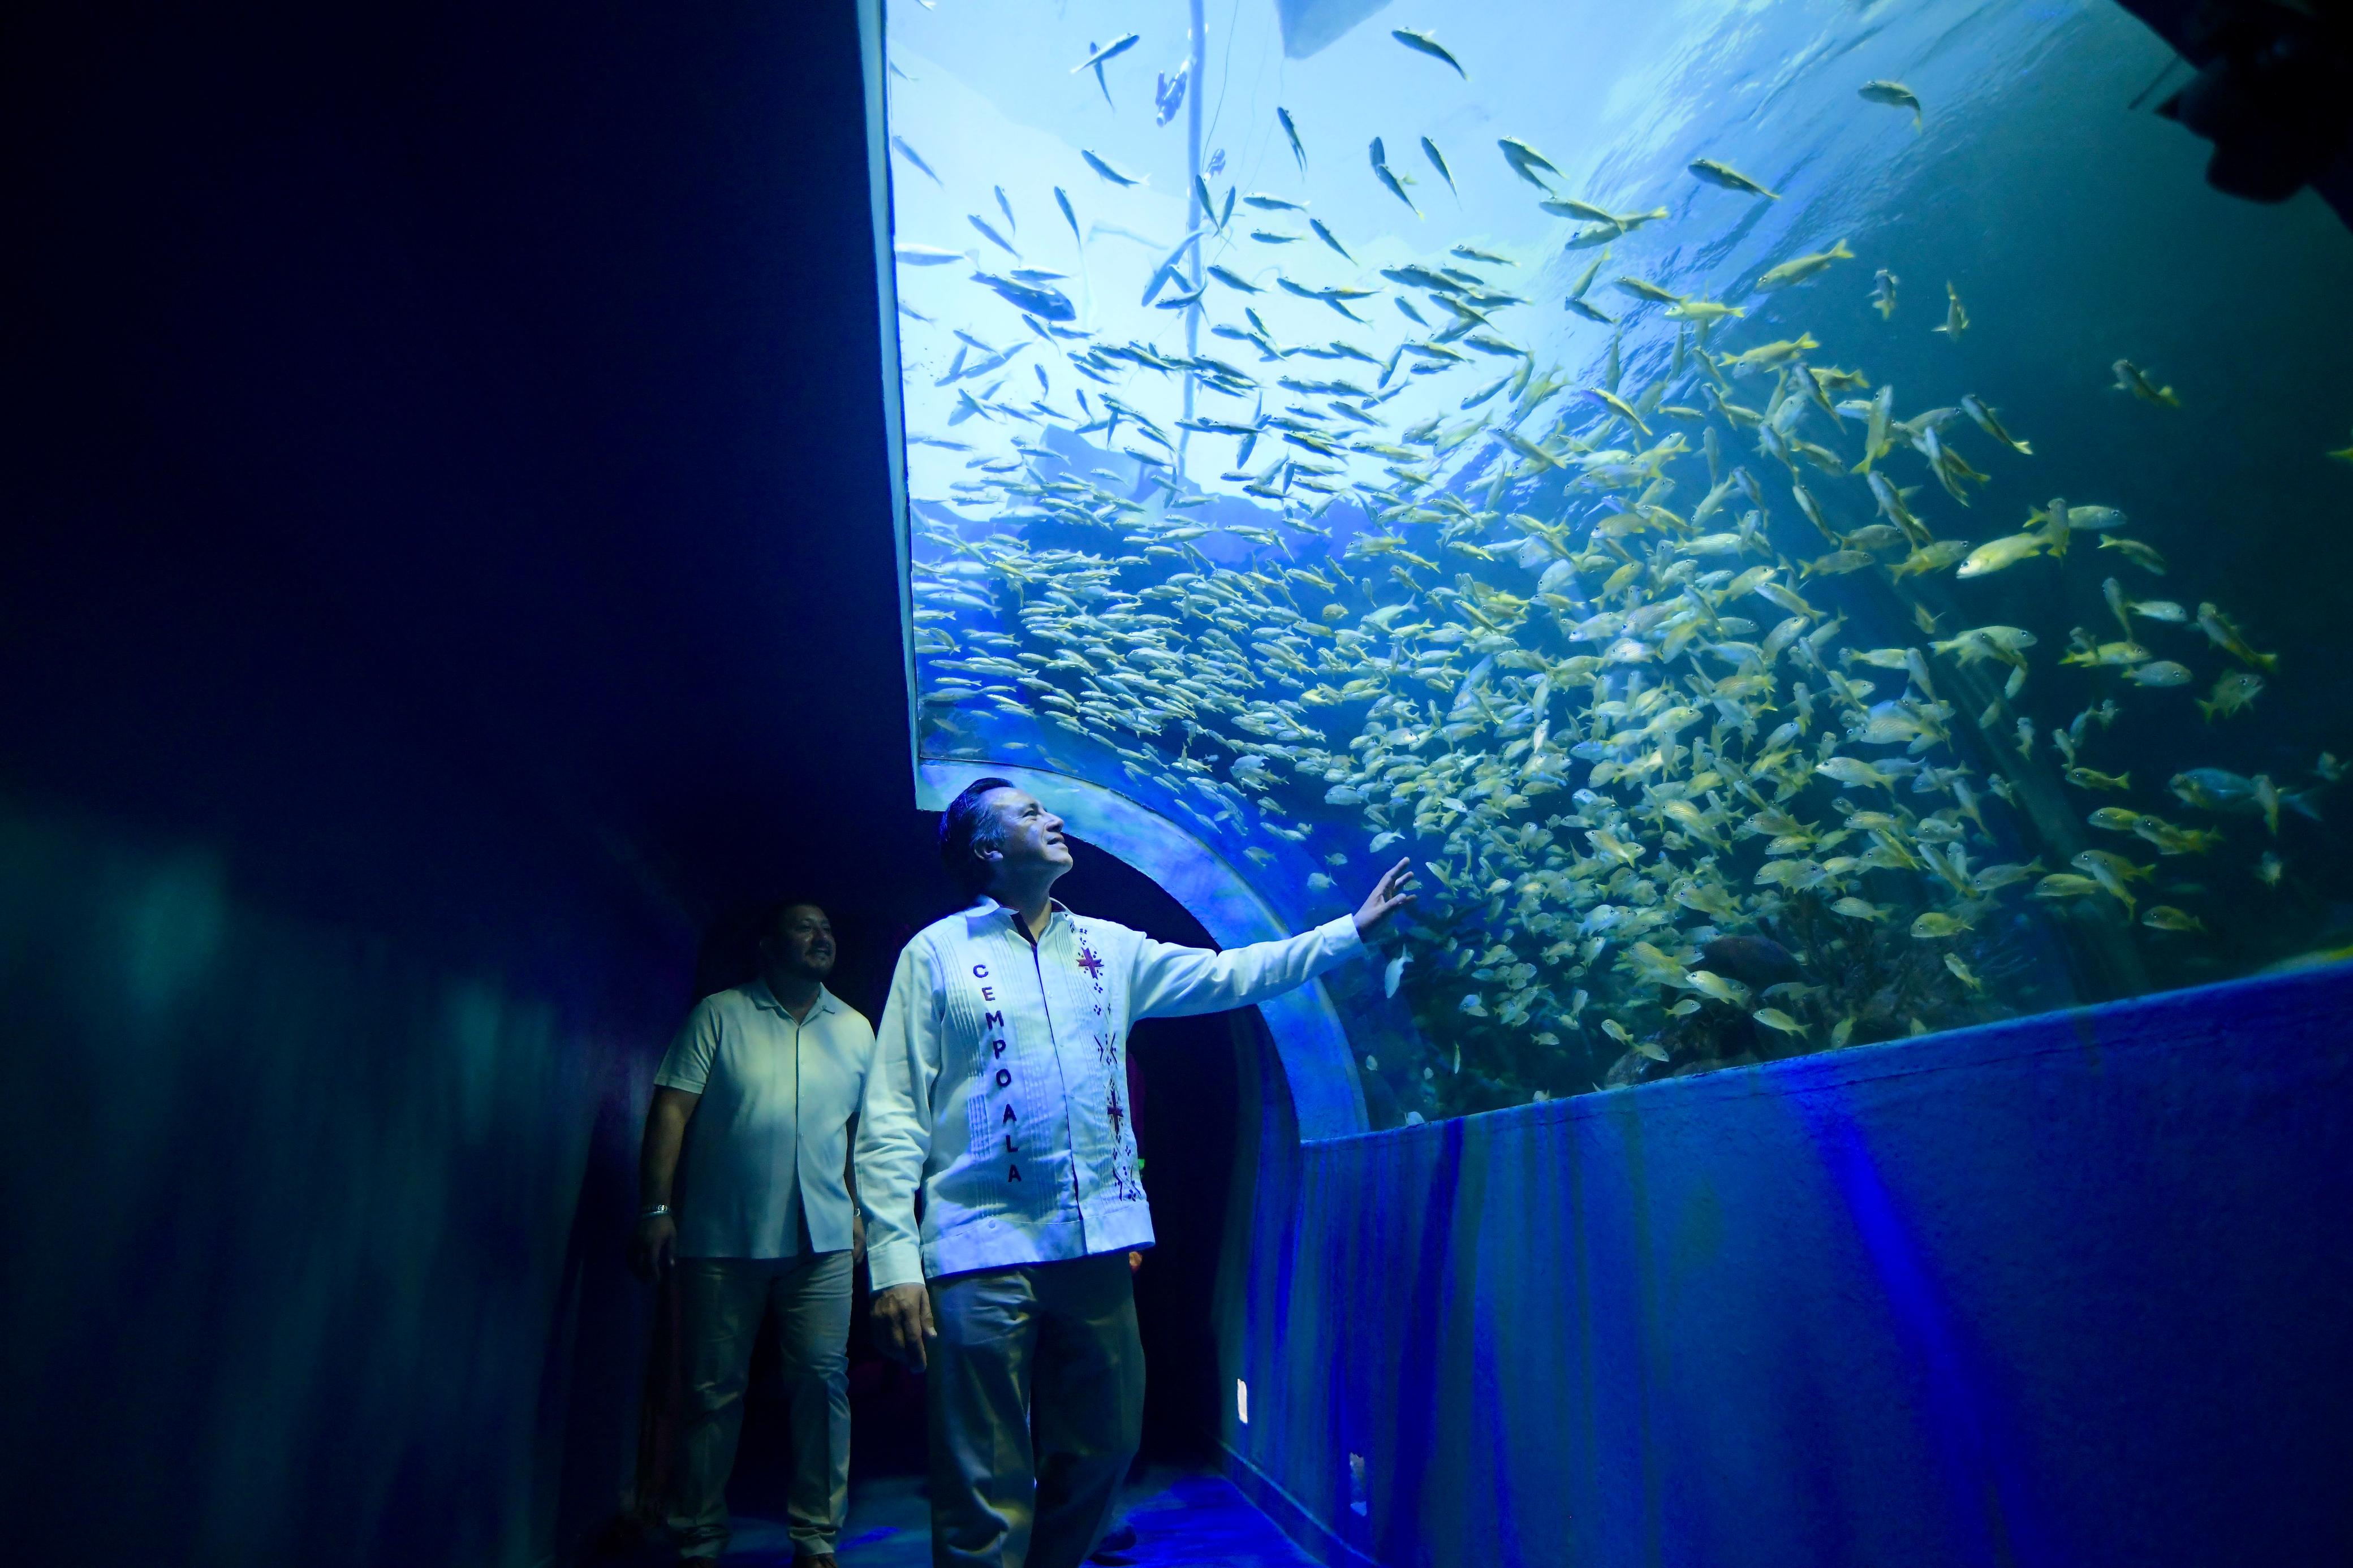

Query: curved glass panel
881;0;2353;1126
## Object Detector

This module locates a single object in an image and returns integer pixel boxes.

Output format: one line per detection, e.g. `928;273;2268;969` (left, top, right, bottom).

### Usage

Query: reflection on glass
883;0;2353;1126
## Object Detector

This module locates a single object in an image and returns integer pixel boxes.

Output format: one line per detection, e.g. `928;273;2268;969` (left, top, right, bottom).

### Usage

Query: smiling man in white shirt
856;778;1413;1568
632;902;874;1567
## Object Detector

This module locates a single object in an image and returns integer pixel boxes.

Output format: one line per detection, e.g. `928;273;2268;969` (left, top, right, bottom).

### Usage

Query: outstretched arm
1131;859;1416;1020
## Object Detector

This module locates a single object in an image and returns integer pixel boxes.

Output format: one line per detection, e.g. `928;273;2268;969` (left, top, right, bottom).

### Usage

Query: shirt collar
967;896;1072;938
749;977;839;1018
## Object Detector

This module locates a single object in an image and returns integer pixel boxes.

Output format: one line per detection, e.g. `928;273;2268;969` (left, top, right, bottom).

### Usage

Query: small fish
1685;970;1750;1006
1944;953;1984;991
1392;28;1467;77
1959;395;2031;455
1384;949;1411;998
2255;852;2283;888
2066;766;2133;793
1309;217;1355;262
1242;193;1309;211
1718;334;1820;373
1614;275;1685;304
1278;107;1307;172
1689;157;1780;198
1859;79;1924;127
2196;602;2279;672
1498;136;1562;190
890;135;943;185
967;214;1019;257
2197;669;2264;722
1072;33;1140;76
1932;281;1968;336
2142;905;2207;933
1910;911;1972;940
1080;149;1144;187
1588;386;1652;434
1373;149;1421;217
993;185;1016;232
1956;533;2046;578
1054;187;1081;244
1830;896;1886;922
1756;240;1854;291
2058;640;2148;668
2124;660;2192;688
1421;137;1457;197
971;270;1077;321
1869;269;1898;319
895;243;967;266
1753;1007;1806;1037
2100;536;2167;573
2112;358;2181;407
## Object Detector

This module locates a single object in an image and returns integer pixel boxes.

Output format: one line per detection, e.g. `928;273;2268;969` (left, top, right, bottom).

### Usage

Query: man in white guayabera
632;902;873;1567
856;777;1414;1568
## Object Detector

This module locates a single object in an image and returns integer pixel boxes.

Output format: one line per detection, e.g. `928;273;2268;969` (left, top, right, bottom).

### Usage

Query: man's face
980;788;1072;882
765;905;836;980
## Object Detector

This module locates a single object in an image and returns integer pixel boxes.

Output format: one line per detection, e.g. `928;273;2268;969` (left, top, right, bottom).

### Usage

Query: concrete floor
717;1467;1317;1568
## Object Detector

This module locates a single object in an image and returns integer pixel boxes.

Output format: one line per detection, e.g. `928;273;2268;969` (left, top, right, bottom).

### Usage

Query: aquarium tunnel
873;0;2353;1561
6;1;2352;1564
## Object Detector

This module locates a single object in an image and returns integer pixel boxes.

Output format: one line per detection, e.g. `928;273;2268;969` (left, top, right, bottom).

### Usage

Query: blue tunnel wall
1221;962;2353;1567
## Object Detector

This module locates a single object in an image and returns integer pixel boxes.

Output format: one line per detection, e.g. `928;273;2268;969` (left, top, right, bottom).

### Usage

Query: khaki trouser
926;1252;1145;1568
669;1251;855;1561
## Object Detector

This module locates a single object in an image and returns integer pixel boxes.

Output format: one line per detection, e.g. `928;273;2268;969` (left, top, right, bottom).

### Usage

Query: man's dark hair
939;776;1017;896
765;900;830;943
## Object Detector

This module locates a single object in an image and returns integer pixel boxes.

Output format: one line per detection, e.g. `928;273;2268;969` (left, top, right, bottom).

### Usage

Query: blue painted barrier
1221;964;2353;1567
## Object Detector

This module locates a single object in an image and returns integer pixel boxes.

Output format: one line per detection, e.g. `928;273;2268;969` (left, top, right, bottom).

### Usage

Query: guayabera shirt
857;897;1363;1291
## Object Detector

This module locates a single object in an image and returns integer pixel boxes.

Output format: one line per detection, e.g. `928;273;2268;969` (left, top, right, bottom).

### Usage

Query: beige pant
926;1252;1145;1568
669;1251;854;1561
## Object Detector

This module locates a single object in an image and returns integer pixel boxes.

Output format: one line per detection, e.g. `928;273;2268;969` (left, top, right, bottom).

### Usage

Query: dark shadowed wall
0;3;940;1563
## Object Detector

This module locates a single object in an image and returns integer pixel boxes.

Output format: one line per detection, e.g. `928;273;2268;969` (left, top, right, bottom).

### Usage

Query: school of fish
891;27;2339;1113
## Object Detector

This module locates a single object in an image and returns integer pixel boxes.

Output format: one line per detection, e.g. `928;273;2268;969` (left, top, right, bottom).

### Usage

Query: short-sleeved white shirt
654;979;874;1259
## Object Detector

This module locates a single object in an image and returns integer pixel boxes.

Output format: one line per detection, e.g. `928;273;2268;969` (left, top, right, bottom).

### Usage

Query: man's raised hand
1353;857;1417;940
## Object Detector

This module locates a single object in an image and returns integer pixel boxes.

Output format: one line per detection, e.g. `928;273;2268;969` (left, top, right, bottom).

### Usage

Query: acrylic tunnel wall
1214;962;2353;1567
871;0;2353;1131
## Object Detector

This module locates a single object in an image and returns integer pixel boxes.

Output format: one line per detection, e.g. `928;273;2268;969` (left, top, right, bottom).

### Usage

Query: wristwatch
639;1204;673;1220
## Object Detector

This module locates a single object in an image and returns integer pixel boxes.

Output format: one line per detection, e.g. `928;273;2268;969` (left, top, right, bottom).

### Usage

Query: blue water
882;0;2353;1124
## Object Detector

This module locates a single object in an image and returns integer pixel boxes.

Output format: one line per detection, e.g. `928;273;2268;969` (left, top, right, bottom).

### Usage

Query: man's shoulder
910;905;993;950
679;985;743;1023
820;989;877;1039
1064;909;1145;948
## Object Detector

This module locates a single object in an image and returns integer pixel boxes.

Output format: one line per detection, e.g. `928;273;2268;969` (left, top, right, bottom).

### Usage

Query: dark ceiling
3;2;962;1002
